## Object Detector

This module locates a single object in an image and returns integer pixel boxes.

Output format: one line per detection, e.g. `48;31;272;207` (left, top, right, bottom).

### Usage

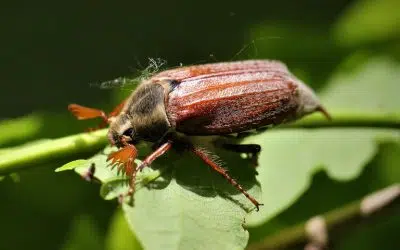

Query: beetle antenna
68;104;108;122
68;98;127;131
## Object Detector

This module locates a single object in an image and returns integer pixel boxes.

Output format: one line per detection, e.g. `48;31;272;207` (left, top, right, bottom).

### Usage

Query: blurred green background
0;0;399;249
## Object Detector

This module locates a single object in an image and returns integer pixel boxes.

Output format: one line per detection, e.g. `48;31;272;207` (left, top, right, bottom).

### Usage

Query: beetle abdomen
164;61;302;135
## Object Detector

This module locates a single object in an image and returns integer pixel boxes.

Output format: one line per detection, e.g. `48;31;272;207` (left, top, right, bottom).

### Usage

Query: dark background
1;0;351;118
0;1;398;249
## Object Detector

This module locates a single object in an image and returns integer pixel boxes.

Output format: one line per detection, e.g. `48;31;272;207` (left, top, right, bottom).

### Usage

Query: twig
247;184;400;250
0;129;108;175
288;112;400;129
0;111;398;175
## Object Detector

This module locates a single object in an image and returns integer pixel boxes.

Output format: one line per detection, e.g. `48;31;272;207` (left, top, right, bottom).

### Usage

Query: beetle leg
107;144;138;168
125;140;173;200
221;143;261;167
107;142;138;203
190;146;263;211
135;140;174;173
126;157;137;197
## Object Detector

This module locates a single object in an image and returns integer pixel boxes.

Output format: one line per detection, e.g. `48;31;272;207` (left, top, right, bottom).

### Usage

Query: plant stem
0;111;398;175
0;129;108;175
246;184;400;250
289;111;400;129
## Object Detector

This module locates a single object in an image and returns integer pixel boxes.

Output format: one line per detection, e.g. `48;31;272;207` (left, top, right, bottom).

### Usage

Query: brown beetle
68;60;330;210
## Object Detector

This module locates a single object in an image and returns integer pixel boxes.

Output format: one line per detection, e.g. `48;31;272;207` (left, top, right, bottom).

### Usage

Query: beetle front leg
125;140;173;202
125;140;173;196
190;146;263;211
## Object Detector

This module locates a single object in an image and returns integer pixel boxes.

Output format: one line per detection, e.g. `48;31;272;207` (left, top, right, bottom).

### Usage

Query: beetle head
107;113;137;148
106;113;138;174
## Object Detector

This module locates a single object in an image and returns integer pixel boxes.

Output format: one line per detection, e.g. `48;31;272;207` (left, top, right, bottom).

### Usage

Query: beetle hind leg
191;146;263;211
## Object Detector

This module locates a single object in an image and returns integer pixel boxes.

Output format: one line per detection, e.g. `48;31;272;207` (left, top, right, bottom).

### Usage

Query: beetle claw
255;203;264;212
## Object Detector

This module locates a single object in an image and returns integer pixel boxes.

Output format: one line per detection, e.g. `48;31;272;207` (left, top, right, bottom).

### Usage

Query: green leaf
375;141;400;184
333;0;400;46
105;208;142;250
123;150;260;250
69;145;261;250
247;141;400;246
320;56;400;117
100;169;162;200
55;159;88;172
244;128;400;226
100;177;129;200
72;147;132;183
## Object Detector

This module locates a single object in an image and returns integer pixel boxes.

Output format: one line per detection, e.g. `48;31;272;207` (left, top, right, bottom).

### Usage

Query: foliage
51;55;399;250
57;143;260;250
0;0;399;249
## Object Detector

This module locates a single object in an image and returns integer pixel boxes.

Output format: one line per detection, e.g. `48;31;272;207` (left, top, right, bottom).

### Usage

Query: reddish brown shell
152;60;322;135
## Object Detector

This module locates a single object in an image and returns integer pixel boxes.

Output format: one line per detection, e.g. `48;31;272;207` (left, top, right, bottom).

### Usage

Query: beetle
68;60;330;210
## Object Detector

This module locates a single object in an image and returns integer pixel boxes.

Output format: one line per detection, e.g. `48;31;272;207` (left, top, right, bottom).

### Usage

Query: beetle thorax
108;82;172;147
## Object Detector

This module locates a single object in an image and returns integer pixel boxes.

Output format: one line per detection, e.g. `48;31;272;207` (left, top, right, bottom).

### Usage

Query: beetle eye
122;128;134;137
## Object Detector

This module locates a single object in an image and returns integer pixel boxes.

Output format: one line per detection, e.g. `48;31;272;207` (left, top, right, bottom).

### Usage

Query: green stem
0;129;108;175
0;111;398;175
290;111;400;128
